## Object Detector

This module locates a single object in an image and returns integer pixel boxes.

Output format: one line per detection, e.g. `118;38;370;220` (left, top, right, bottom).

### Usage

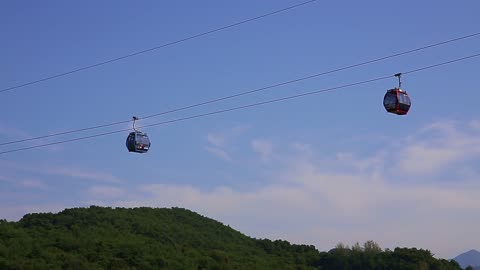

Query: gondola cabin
383;88;411;115
126;131;151;153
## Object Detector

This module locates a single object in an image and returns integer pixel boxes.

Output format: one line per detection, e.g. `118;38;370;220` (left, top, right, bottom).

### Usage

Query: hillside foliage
0;206;466;270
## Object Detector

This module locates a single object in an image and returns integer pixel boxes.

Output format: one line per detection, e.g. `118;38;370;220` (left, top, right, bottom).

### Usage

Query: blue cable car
126;117;151;153
383;73;411;115
126;131;151;153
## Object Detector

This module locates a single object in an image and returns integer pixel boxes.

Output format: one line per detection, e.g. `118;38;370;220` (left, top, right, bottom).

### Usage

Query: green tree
0;206;465;270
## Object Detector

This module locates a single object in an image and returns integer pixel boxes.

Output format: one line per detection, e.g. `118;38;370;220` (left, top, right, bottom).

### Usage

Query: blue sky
1;0;479;259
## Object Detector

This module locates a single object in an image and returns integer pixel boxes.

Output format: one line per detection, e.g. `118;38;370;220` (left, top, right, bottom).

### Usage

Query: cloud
0;122;63;152
41;167;123;183
0;173;46;189
205;124;250;161
0;174;45;189
1;161;123;183
469;120;480;130
88;186;125;199
251;139;273;162
397;121;480;175
20;179;46;189
205;146;232;162
291;143;313;155
207;134;226;148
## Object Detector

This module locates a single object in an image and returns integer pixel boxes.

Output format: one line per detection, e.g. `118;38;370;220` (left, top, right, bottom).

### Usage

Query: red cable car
383;73;411;115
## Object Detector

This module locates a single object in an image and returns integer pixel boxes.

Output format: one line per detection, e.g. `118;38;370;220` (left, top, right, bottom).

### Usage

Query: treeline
0;206;466;269
318;242;463;270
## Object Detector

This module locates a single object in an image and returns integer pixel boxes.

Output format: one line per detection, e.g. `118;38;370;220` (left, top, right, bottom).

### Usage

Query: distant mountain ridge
453;249;480;269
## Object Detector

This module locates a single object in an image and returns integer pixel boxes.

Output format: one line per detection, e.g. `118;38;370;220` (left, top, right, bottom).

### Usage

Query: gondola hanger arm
132;116;139;132
394;73;402;88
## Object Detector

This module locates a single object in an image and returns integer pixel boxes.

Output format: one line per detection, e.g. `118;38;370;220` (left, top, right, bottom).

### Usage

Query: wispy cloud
207;133;226;148
41;167;123;183
1;161;123;183
397;120;480;175
0;174;46;189
0;122;63;152
251;139;273;162
88;186;125;199
20;179;46;189
205;146;232;162
205;132;230;161
291;143;313;155
469;119;480;130
205;124;250;161
0;123;36;141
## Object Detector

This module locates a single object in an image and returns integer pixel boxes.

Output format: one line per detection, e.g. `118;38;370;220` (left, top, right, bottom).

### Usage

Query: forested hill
0;206;465;270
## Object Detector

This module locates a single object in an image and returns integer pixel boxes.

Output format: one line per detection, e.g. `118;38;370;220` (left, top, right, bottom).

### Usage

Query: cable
1;52;478;155
402;54;480;74
1;32;479;147
0;0;317;94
